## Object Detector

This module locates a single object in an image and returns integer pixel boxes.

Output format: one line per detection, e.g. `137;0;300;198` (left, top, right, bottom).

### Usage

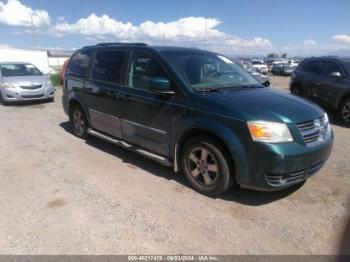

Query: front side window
92;50;125;84
323;61;341;76
67;50;92;77
0;63;42;77
127;52;169;91
342;61;350;75
162;51;260;91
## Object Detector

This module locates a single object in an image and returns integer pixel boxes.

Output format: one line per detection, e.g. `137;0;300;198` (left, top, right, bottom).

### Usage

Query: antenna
204;18;207;49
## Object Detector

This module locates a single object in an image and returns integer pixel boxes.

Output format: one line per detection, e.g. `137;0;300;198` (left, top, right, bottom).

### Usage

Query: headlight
247;121;293;143
0;81;15;89
46;78;53;86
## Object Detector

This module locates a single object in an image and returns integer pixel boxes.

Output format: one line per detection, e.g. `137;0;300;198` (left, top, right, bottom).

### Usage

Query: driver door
119;51;180;156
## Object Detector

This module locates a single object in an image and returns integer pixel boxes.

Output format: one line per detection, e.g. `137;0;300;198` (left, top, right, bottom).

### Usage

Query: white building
0;47;74;74
47;50;73;73
0;47;49;74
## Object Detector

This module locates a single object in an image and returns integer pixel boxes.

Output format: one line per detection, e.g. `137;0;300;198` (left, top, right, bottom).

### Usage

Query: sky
0;0;349;56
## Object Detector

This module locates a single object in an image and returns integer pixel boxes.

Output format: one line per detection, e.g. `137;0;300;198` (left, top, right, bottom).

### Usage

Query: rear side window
92;50;125;84
302;61;324;75
67;50;92;77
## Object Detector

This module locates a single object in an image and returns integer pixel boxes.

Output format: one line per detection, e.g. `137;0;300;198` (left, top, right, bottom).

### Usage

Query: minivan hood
2;75;47;87
199;87;324;124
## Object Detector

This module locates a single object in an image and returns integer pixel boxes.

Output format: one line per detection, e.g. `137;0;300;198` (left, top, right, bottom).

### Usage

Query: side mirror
329;71;342;80
262;80;270;87
149;77;174;94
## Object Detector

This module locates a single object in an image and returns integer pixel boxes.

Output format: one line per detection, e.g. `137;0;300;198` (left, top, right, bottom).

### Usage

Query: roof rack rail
96;42;148;47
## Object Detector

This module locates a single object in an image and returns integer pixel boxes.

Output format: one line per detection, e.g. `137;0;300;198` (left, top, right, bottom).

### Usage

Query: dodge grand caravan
62;43;333;196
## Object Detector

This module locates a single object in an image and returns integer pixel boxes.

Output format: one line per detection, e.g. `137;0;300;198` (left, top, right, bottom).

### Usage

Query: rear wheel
291;85;303;96
181;136;234;196
70;105;88;138
340;98;350;125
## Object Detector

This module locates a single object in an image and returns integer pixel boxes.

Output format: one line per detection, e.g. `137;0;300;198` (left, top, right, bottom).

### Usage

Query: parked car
63;43;333;196
287;59;300;69
251;59;268;74
290;57;350;125
266;60;285;71
233;58;269;84
0;62;55;104
272;63;294;76
60;59;69;85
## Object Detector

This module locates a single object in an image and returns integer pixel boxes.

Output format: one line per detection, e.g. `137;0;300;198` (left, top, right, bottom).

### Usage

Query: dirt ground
0;76;349;255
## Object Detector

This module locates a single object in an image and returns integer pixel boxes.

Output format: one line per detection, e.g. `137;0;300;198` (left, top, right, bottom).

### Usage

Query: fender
67;92;91;125
172;116;250;184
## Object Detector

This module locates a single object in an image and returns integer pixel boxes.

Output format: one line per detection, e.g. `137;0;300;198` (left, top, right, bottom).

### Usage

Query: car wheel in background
0;91;7;105
340;98;350;125
70;105;89;138
181;136;234;196
291;85;303;96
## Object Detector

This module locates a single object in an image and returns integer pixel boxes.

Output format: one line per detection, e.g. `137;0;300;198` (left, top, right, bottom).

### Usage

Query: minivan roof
81;43;216;54
304;56;350;62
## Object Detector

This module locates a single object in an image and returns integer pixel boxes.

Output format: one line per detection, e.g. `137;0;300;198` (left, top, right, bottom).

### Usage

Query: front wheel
181;136;234;196
340;98;350;125
70;105;89;138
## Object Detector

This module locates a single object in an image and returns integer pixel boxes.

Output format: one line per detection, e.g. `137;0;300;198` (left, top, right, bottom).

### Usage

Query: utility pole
31;14;37;49
204;18;207;49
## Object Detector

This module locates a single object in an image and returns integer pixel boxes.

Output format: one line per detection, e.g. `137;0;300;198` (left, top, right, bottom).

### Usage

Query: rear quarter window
67;50;92;78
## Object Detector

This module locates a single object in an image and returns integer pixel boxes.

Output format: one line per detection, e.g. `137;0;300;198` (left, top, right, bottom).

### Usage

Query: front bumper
238;135;333;191
1;85;55;102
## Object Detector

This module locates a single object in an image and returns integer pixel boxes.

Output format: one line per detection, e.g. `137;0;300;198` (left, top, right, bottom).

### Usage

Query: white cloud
332;35;350;44
226;37;272;48
0;0;50;27
304;40;318;47
52;14;272;52
53;14;137;39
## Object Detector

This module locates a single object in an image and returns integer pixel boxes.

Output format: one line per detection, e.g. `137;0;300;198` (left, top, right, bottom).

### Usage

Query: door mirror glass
149;77;174;94
329;71;342;80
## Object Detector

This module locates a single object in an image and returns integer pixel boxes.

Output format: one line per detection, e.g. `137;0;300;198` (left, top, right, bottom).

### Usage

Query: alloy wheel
73;109;86;136
187;147;219;186
342;101;350;123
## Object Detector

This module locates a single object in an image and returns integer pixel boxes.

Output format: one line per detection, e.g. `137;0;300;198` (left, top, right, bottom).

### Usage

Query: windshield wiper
194;84;263;92
194;87;224;92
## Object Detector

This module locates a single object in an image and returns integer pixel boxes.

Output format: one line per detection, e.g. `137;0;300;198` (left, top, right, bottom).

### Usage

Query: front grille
298;115;329;146
265;161;324;186
21;94;44;99
20;84;42;90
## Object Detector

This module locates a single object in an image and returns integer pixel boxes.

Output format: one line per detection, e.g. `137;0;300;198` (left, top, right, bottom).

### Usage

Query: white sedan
252;60;268;74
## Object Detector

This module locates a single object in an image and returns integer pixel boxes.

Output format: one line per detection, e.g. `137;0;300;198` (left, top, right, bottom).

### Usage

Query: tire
70;105;89;138
0;91;6;105
291;85;303;96
181;136;234;196
339;98;350;126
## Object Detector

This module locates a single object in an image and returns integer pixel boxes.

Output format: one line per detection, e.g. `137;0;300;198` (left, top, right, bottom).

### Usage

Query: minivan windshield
161;51;260;91
343;62;350;75
0;63;43;77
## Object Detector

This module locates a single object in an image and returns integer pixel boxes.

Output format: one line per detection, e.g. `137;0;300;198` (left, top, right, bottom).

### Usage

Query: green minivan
63;43;333;195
